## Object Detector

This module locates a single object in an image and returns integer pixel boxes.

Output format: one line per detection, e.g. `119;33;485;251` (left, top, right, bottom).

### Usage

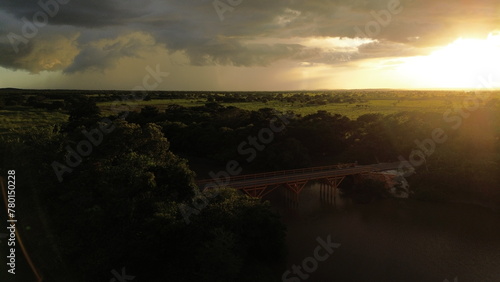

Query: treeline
0;90;365;108
2;89;481;111
1;94;499;280
0;97;287;281
123;100;500;205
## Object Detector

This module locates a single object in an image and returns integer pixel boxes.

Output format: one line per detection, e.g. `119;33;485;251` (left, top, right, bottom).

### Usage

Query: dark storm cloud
183;41;307;66
0;0;498;72
1;0;152;27
0;41;33;70
64;32;157;73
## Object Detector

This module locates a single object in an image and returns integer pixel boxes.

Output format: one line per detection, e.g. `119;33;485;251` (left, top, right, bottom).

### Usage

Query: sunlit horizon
1;1;499;91
393;32;500;90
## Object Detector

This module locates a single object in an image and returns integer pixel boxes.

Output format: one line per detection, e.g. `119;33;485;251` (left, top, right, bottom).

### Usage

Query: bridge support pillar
284;181;308;208
284;188;298;209
320;183;332;204
320;176;345;206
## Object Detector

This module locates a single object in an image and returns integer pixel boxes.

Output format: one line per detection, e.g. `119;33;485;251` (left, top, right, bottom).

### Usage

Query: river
266;183;500;282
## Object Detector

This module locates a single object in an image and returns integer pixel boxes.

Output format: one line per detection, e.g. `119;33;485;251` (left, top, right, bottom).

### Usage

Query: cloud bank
0;0;498;74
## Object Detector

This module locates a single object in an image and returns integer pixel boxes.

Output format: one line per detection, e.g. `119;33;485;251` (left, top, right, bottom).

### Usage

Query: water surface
267;184;500;281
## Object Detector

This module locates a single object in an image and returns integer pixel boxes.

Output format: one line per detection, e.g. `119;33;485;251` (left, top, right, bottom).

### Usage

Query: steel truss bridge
196;162;401;204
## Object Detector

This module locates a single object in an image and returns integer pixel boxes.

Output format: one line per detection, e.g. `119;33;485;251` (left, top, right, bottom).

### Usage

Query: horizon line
1;87;499;92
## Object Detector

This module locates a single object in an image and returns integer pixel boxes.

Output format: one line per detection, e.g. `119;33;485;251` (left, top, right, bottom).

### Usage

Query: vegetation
0;100;286;281
0;88;499;280
1;89;490;134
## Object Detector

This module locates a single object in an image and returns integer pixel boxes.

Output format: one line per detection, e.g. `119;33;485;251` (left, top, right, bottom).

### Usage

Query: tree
64;96;101;130
14;121;197;281
3;119;287;281
263;138;311;170
140;105;160;119
188;188;287;282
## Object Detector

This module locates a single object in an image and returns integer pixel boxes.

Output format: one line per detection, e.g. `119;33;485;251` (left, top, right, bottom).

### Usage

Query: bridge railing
196;163;357;187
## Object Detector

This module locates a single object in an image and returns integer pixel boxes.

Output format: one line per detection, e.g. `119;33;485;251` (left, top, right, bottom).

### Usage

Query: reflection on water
265;183;500;282
266;182;352;217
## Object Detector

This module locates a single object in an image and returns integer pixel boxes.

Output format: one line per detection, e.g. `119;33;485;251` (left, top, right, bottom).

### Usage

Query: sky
0;0;499;91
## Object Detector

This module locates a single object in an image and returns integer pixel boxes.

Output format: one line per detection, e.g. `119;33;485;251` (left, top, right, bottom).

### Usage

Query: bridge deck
197;162;401;190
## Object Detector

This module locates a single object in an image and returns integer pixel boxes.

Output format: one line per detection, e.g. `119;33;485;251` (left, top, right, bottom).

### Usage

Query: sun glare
398;32;500;89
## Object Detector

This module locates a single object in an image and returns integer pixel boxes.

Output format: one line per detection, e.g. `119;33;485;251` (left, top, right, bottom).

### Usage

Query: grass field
98;97;457;118
1;90;498;135
0;106;68;135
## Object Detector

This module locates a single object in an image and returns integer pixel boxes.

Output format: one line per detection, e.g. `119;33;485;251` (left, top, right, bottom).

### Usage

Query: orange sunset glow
0;0;499;90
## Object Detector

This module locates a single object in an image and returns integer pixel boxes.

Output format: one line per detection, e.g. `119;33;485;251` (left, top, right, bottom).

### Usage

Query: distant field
1;90;498;135
98;99;205;116
98;97;457;118
0;106;68;135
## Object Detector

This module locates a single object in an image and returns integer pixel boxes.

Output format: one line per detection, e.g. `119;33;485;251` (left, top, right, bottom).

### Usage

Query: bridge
196;162;401;204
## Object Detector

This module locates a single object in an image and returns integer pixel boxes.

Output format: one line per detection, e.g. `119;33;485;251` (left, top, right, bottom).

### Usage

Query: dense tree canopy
1;91;499;280
0;108;287;281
